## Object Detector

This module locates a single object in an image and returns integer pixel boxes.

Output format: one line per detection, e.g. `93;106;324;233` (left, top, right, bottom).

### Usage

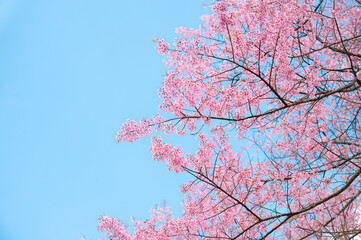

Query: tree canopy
99;0;361;239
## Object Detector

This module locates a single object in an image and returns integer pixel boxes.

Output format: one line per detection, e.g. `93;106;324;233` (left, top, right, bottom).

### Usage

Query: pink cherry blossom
99;0;361;239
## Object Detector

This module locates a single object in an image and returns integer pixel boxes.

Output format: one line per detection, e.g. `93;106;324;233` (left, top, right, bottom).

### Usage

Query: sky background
0;1;208;239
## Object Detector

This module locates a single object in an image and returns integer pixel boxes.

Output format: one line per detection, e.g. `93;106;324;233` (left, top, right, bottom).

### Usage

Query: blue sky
0;1;207;239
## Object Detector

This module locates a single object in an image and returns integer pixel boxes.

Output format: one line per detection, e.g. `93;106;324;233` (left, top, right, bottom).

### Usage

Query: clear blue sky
0;1;207;239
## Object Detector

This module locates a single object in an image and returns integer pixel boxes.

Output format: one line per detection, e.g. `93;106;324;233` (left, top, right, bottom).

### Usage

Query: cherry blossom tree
98;0;361;239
